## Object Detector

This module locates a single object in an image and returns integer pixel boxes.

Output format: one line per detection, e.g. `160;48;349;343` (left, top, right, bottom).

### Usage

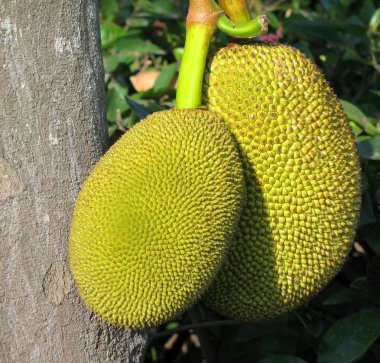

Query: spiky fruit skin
202;43;361;321
69;109;245;328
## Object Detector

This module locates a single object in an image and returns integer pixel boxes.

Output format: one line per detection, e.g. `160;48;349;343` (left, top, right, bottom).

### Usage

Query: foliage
98;0;380;362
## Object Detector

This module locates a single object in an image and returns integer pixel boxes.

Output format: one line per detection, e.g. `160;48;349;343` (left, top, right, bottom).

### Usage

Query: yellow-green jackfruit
202;43;361;321
69;109;245;328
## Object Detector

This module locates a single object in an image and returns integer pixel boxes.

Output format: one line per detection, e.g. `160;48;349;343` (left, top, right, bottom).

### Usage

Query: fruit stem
219;0;251;24
176;0;221;109
218;13;268;38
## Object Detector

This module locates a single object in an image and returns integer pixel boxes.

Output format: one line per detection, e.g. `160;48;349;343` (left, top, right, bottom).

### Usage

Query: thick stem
176;24;215;109
219;0;251;24
218;14;268;38
176;0;220;109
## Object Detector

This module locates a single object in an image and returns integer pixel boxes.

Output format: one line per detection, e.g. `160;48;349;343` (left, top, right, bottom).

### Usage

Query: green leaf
358;135;380;160
135;0;180;19
173;48;184;62
349;121;363;136
351;276;368;290
369;9;380;31
103;55;121;73
165;321;179;330
266;13;281;29
284;16;343;43
321;0;337;12
362;223;380;254
341;100;367;123
364;117;380;136
346;15;367;28
100;23;127;49
243;334;298;363
108;123;118;138
257;355;307;363
153;63;178;91
150;346;158;362
127;18;150;28
323;288;363;306
106;89;129;122
108;77;129;97
359;190;377;226
292;311;324;338
357;135;372;143
99;0;119;21
114;36;166;56
317;308;380;363
343;48;370;65
360;0;376;24
126;97;152;120
363;279;380;307
341;100;380;136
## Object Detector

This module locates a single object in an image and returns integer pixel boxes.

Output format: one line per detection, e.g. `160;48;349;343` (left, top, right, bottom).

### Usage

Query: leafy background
98;0;380;362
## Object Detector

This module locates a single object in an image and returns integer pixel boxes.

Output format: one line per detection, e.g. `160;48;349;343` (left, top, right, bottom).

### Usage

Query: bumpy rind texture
202;43;361;321
69;109;245;328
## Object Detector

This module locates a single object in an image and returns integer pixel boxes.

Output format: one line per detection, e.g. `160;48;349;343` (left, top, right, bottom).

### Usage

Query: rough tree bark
0;0;149;361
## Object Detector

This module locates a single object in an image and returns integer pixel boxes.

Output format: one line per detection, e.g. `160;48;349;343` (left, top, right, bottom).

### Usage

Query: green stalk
219;0;251;24
211;0;267;38
176;0;220;109
176;24;215;109
176;0;267;108
218;13;268;38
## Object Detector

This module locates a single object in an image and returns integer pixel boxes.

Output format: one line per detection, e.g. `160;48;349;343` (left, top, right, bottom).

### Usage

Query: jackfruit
69;109;245;328
202;43;361;321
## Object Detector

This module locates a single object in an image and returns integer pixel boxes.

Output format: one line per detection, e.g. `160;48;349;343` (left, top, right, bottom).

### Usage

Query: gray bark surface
0;0;149;362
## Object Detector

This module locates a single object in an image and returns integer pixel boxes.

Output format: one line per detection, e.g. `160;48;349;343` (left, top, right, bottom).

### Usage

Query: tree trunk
0;1;149;362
